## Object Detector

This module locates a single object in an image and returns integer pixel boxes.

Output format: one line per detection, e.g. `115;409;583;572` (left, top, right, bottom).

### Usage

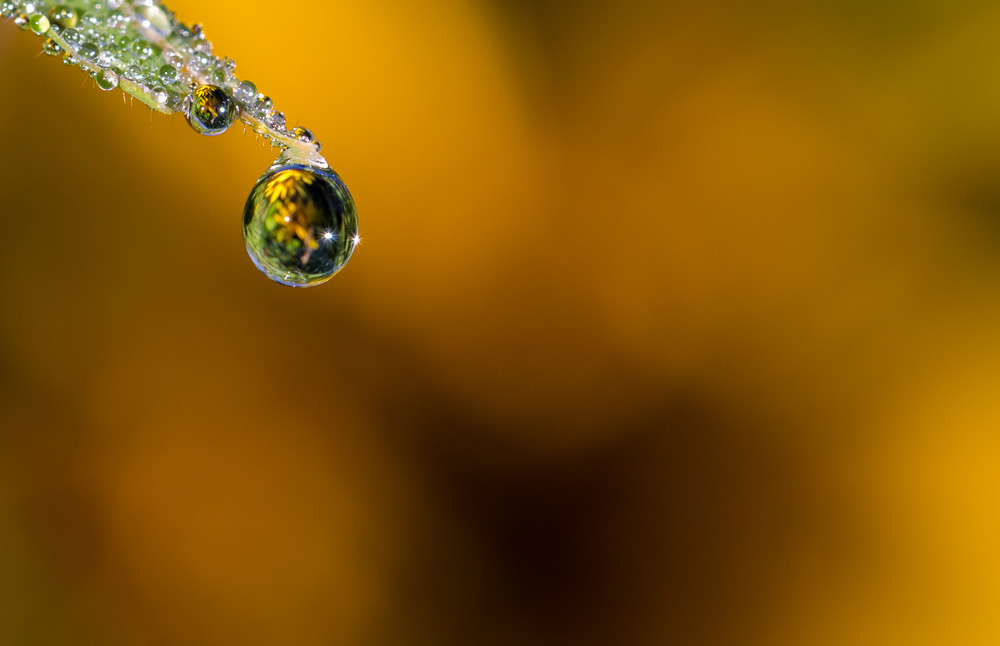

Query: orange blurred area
5;0;1000;643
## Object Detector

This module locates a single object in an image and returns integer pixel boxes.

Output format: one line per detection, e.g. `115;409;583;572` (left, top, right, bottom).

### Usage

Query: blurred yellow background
3;0;1000;643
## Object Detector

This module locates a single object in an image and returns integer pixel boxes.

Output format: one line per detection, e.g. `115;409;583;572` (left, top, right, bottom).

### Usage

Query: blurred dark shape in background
4;0;1000;643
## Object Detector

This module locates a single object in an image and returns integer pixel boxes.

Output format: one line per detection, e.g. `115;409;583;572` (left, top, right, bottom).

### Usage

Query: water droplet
46;4;76;28
185;85;236;135
243;162;358;287
42;37;62;55
78;41;100;63
198;67;221;86
136;4;170;37
255;94;273;113
187;51;209;72
164;90;183;111
27;12;48;34
157;64;177;84
97;48;119;68
0;2;18;19
131;39;153;60
105;11;127;32
79;14;101;30
292;127;314;143
60;27;81;46
233;80;256;105
160;52;179;70
267;111;286;131
150;86;168;105
95;68;119;91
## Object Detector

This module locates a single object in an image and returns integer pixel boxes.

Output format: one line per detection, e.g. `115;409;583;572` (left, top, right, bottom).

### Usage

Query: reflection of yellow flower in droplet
271;202;318;250
194;86;224;119
264;169;315;204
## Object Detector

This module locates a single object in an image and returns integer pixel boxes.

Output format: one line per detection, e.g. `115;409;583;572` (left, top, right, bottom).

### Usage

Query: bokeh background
3;0;1000;643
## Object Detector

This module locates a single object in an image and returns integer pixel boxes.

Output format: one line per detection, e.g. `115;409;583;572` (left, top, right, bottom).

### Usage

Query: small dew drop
292;127;314;144
95;68;119;91
27;12;48;34
233;80;256;104
46;4;77;29
78;41;100;63
42;37;62;56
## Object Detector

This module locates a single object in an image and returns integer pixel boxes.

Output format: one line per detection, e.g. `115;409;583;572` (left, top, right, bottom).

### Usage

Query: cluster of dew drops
0;0;321;150
0;0;360;287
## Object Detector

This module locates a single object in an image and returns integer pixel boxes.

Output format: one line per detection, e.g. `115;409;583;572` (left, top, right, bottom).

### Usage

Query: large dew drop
242;158;358;287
